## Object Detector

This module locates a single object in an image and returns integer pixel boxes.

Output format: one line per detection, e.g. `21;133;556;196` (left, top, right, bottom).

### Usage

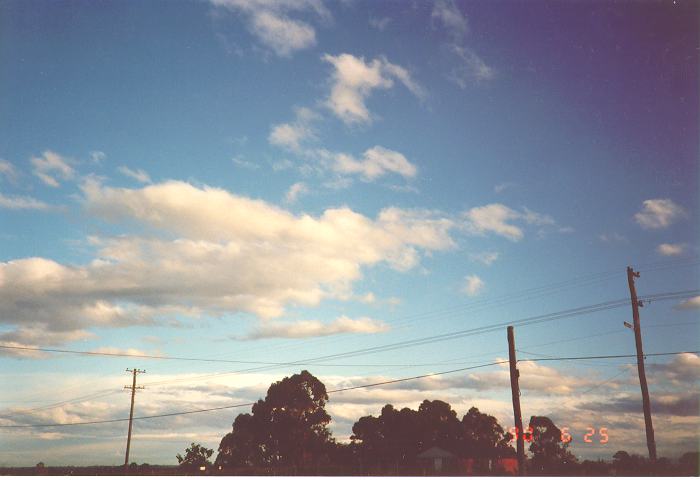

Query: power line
169;259;698;363
1;350;696;429
138;289;699;388
5;290;695;415
0;344;479;368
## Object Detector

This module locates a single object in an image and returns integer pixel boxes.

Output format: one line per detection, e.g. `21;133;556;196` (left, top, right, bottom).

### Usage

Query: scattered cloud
431;0;467;40
462;274;484;297
232;156;260;169
494;182;514;194
675;296;700;310
448;45;495;86
322;53;425;125
0;193;52;211
369;16;391;31
431;1;494;86
89;151;106;164
469;251;499;266
272;158;294;172
242;315;389;339
117;165;151;184
599;232;628;243
268;107;319;151
657;243;686;256
332;146;417;181
634;198;685;229
462;203;555;241
267;107;418;184
0;159;18;183
210;0;331;57
284;181;308;203
30;151;75;187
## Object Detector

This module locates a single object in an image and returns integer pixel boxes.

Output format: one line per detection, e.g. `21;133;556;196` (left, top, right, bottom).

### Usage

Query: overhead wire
1;350;696;429
138;289;699;387
3;289;696;415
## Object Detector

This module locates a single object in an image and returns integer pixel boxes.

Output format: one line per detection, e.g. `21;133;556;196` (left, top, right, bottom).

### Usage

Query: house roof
417;446;456;459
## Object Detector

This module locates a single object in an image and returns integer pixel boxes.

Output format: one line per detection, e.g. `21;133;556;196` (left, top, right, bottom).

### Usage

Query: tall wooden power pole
124;368;145;470
507;326;526;475
626;266;657;463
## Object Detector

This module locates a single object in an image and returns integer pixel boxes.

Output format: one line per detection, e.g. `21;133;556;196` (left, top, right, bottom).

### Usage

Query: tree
612;450;651;475
679;451;699;476
417;400;462;452
461;407;515;472
215;370;333;470
176;442;213;473
352;402;457;473
216;412;268;467
527;416;577;474
352;400;510;473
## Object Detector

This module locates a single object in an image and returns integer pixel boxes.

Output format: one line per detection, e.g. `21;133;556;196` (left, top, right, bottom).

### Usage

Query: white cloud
272;158;294;172
89;151;106;164
431;0;467;40
92;346;151;356
284;181;308;203
462;204;558;241
322;53;425;125
232;156;259;169
462;274;484;297
267;109;418;184
634;198;685;229
0;159;18;182
250;10;316;57
117;165;151;184
369;16;391;31
657;243;686;256
675;296;700;310
431;1;494;86
31;151;75;187
464;204;522;240
449;45;495;86
332;146;417;181
469;251;499;266
269;123;312;151
599;232;628;243
494;182;514;194
243;315;388;339
0;180;457;345
0;193;52;211
268;107;319;151
210;0;330;57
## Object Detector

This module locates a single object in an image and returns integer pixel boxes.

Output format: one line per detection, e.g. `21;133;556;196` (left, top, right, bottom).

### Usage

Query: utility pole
507;326;526;476
124;368;145;471
626;266;657;463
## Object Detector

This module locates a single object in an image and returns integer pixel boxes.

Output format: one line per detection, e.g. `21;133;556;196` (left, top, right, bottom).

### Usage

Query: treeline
172;370;698;476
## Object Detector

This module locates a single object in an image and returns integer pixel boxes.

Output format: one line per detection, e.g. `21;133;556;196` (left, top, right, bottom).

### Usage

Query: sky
0;0;698;467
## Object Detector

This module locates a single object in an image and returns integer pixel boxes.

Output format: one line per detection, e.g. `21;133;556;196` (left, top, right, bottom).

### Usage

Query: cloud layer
0;180;456;347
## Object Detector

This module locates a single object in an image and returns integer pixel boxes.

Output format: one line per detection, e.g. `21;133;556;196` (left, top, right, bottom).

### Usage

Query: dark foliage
527;416;577;474
216;370;332;470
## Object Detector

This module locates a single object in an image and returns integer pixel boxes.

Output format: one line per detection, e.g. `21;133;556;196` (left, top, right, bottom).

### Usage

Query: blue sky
0;0;698;467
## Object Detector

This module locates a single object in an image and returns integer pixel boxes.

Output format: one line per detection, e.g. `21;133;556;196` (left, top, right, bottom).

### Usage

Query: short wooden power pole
124;368;145;471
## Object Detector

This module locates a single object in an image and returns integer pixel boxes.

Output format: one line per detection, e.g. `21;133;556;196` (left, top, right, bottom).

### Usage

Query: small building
417;446;458;474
